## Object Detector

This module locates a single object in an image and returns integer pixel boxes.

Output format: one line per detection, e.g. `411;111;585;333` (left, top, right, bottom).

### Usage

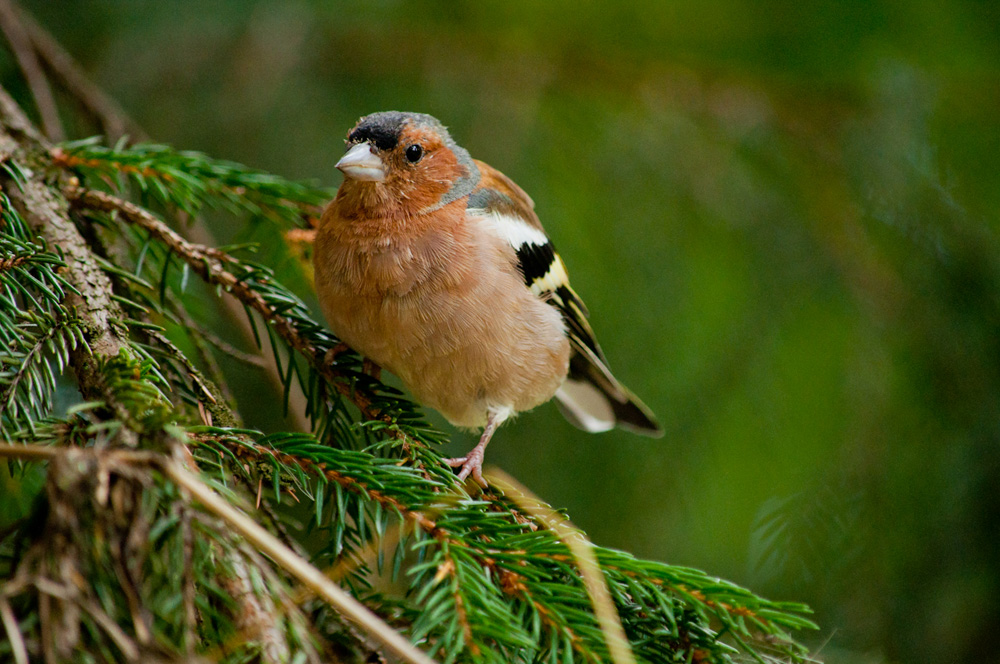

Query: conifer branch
161;455;439;664
0;312;79;432
0;442;439;664
55;142;328;228
185;427;815;661
0;4;313;432
0;88;140;443
488;469;636;664
64;185;421;446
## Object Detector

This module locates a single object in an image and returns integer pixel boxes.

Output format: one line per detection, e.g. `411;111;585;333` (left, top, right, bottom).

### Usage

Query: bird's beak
336;143;386;182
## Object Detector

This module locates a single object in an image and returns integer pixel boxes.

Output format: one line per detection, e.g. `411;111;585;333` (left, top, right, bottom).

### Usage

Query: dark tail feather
554;349;663;438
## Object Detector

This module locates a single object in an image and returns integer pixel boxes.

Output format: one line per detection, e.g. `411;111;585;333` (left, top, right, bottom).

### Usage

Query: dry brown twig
486;468;637;664
0;0;63;141
0;595;29;664
0;443;439;664
16;7;144;142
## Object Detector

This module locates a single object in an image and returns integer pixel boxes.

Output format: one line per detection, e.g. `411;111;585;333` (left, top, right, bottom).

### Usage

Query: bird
314;111;662;486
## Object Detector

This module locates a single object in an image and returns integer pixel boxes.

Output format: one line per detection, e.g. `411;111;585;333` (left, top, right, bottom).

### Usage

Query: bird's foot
324;342;350;365
445;449;487;488
444;407;507;489
362;358;382;381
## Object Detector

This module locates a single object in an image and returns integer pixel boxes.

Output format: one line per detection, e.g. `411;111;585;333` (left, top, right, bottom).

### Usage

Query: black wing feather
468;174;662;437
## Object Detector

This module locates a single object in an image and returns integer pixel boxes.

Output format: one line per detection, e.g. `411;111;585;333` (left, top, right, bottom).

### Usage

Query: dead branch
0;0;62;140
17;7;144;142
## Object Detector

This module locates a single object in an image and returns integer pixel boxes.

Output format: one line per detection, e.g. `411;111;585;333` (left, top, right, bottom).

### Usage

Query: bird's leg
445;408;507;488
324;342;350;365
362;358;382;381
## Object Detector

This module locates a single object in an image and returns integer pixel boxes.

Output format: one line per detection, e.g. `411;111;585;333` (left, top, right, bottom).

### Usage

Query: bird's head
334;111;481;217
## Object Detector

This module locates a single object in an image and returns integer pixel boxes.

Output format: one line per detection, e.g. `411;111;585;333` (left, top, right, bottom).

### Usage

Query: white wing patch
474;209;549;250
473;209;572;297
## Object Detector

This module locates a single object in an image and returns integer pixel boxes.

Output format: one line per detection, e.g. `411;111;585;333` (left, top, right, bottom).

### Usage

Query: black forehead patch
347;111;449;152
348;113;404;151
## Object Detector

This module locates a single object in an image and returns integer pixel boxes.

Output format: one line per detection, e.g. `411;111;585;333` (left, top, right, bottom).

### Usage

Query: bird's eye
405;144;424;163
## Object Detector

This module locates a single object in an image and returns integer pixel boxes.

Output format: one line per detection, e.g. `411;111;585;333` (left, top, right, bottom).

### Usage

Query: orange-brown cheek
383;168;449;213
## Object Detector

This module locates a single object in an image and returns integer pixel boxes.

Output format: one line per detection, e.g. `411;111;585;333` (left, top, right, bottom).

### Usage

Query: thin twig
38;588;53;664
111;540;151;646
194;324;268;368
73;594;141;661
0;442;57;460
17;6;143;142
0;595;29;664
180;504;197;656
160;457;439;664
487;469;637;664
168;292;266;370
0;318;66;417
181;220;311;433
0;0;62;141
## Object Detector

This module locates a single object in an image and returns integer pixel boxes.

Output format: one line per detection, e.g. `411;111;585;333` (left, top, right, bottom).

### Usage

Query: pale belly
318;277;570;429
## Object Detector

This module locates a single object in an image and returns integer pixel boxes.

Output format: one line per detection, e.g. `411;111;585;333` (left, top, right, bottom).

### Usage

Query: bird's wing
469;160;604;362
469;160;662;436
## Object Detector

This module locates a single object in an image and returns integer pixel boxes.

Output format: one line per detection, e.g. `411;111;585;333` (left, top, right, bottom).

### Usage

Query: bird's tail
554;348;663;437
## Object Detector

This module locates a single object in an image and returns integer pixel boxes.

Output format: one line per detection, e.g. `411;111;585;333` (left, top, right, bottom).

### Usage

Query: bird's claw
444;453;487;488
362;358;382;381
324;342;350;365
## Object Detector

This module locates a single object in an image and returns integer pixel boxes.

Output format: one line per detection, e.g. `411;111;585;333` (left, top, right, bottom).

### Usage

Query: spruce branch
0;310;82;436
0;442;438;664
2;0;314;435
55;141;329;228
488;469;636;664
0;83;333;660
185;427;815;662
0;90;153;446
0;189;74;311
161;451;438;664
64;185;439;454
0;1;314;434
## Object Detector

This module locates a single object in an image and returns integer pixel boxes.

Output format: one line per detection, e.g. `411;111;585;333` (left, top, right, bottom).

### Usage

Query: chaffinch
315;111;662;486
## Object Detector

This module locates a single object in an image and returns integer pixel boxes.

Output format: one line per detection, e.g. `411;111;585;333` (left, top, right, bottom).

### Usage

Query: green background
10;2;1000;661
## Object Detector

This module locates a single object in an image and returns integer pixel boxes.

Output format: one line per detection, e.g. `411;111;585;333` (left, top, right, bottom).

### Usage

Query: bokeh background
8;2;1000;662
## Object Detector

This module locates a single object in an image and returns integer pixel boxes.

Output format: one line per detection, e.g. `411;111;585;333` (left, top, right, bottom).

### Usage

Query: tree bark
0;84;138;443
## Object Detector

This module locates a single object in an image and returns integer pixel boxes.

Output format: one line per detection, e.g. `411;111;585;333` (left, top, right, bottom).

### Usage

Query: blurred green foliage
8;1;999;661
